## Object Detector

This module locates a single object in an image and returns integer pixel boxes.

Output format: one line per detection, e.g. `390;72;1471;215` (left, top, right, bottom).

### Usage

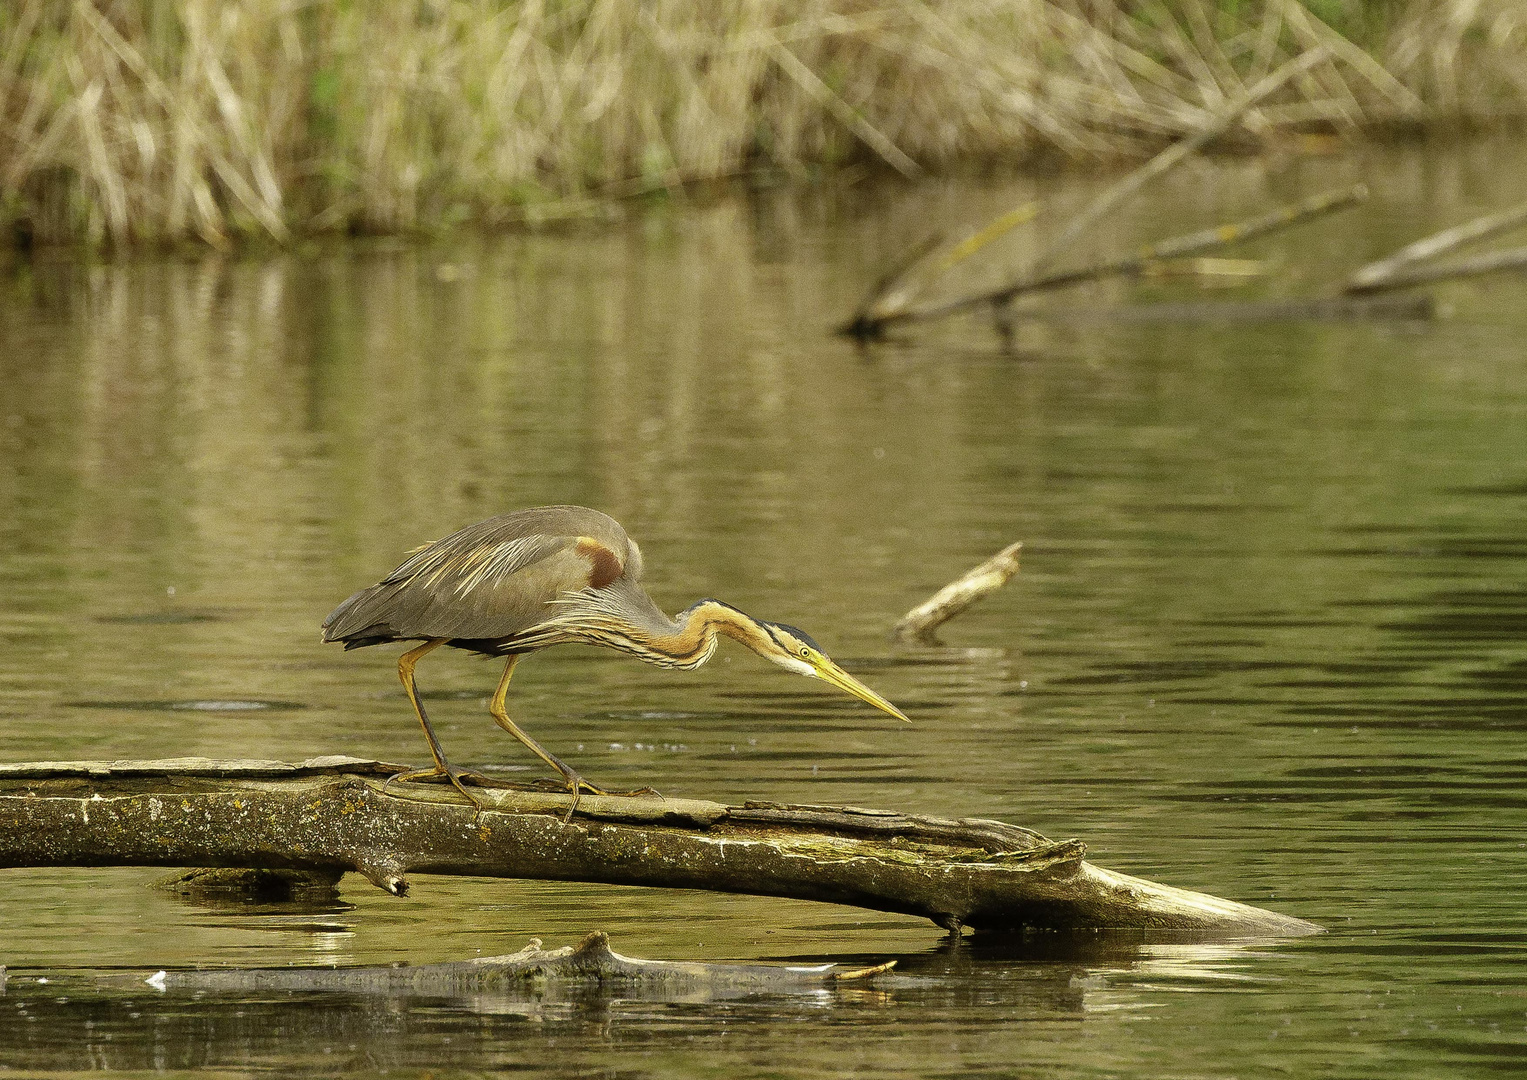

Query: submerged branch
0;757;1319;936
840;52;1334;341
845;231;946;336
151;930;895;994
894;541;1023;643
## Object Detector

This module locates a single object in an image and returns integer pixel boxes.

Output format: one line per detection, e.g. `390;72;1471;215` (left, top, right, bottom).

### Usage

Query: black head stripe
765;622;822;652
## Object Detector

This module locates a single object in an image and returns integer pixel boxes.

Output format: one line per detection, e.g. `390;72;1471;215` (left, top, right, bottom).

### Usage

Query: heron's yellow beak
811;656;911;722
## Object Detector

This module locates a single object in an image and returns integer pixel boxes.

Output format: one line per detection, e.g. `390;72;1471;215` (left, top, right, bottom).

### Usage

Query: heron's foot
384;763;502;810
527;772;662;823
578;779;662;799
527;774;661;799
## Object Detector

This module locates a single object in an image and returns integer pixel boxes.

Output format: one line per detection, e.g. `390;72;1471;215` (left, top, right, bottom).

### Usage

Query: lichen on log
0;757;1320;936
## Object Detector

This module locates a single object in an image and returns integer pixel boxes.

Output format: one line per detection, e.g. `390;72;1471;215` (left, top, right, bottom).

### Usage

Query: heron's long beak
812;657;911;722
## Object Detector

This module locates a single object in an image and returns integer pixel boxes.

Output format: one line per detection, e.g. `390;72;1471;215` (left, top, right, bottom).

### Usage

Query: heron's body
323;505;906;811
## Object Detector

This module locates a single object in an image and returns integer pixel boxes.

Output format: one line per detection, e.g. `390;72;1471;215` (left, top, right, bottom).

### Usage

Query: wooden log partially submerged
0;757;1320;937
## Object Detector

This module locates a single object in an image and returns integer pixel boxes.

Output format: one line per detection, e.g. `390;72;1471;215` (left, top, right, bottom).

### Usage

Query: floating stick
893;541;1023;643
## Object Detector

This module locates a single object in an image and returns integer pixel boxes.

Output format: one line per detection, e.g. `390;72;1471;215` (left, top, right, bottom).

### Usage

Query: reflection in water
65;699;306;712
1;935;1282;1075
4;141;1527;1075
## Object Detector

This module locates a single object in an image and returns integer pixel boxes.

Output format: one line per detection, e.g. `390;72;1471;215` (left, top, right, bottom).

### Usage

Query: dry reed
2;0;1524;246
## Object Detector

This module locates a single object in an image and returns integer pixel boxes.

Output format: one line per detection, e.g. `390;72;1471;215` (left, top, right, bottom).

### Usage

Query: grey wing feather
321;506;634;644
322;529;572;642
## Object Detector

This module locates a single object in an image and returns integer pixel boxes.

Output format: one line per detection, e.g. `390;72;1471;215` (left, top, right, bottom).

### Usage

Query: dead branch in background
1343;246;1527;294
840;48;1350;340
843;171;1527;342
843;184;1367;337
841;132;1527;336
894;541;1023;644
847;193;1527;339
1344;200;1527;294
844;204;1041;337
0;757;1319;936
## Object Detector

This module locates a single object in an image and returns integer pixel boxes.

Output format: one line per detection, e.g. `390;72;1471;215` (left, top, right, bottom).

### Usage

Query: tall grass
2;0;1525;246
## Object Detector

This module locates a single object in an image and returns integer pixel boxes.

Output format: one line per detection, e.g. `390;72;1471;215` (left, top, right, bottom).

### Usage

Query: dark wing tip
339;635;394;651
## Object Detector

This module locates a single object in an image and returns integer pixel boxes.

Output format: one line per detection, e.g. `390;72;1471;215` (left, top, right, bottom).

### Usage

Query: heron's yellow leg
394;637;487;808
488;655;658;821
487;655;574;778
398;638;450;768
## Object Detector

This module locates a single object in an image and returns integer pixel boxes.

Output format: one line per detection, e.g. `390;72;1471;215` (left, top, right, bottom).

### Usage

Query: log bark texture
0;757;1320;936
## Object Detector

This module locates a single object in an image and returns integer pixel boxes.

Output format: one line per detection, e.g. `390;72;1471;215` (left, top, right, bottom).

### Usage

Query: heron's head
757;621;910;723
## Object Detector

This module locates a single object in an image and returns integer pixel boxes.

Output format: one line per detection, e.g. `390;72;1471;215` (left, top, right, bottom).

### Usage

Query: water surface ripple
2;143;1526;1077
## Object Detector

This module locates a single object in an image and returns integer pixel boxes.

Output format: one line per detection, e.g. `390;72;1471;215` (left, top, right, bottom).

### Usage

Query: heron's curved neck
639;599;772;669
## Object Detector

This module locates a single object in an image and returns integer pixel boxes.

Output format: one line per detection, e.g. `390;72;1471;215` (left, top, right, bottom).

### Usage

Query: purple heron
323;505;909;811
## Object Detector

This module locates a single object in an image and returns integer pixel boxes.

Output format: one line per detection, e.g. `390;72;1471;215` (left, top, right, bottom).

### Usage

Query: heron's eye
799;646;811;658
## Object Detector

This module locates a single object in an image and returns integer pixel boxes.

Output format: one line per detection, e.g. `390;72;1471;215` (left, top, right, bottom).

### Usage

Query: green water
2;141;1526;1077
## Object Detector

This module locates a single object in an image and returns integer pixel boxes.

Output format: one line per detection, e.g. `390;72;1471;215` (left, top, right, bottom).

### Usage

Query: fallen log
0;757;1320;936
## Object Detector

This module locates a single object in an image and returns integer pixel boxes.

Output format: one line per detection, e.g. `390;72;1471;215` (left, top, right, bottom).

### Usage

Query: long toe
387;766;447;785
385;765;496;811
580;782;661;799
388;765;506;789
441;764;508;810
518;764;656;799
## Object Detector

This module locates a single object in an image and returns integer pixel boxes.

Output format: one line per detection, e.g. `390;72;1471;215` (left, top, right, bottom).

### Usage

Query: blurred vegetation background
2;0;1524;247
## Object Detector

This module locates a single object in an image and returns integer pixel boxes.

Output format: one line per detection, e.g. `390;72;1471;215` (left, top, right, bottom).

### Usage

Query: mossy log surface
0;757;1319;936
